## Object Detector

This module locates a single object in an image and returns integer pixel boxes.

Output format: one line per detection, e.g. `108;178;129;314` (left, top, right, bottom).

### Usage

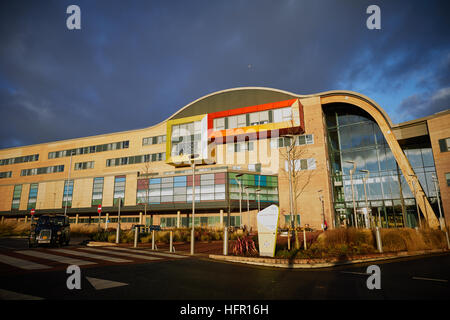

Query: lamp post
409;174;422;229
190;153;199;255
360;169;370;228
235;173;243;229
346;160;358;228
64;150;74;217
432;174;445;230
115;197;121;244
256;189;261;212
244;186;250;230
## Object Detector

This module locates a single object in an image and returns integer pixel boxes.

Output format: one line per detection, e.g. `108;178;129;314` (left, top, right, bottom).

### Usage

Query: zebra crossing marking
0;253;51;270
80;247;162;261
49;249;132;263
16;250;96;266
108;247;188;259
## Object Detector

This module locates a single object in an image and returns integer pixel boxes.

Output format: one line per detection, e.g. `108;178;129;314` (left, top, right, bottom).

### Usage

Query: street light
244;186;250;230
64;150;75;217
345;160;358;228
256;189;261;212
190;153;199;255
235;173;243;228
409;174;422;229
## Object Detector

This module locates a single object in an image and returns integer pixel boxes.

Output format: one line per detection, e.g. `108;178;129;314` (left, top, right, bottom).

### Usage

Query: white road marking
0;253;51;270
0;288;44;300
80;248;162;261
49;249;132;263
108;247;188;259
86;277;128;290
16;250;96;266
412;277;448;283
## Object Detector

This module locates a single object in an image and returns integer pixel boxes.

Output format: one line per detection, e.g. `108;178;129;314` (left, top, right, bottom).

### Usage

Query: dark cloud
0;0;449;148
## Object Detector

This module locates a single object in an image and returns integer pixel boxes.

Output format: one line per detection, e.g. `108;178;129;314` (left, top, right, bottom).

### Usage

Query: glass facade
171;120;202;157
136;171;278;207
325;104;438;228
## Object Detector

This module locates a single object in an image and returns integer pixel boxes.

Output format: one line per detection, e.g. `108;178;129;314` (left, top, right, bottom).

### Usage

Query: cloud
0;0;449;148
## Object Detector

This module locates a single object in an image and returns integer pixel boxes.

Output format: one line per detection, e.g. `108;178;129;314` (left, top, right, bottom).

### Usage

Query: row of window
271;134;314;148
143;135;166;146
0;154;39;166
106;153;166;167
48;141;129;159
0;171;12;179
21;165;65;176
213;107;293;131
74;161;95;170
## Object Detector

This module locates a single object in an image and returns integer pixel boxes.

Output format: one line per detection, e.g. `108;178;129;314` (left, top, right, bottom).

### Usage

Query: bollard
170;230;173;253
223;227;228;256
375;227;383;253
152;230;155;250
303;229;307;250
134;226;139;248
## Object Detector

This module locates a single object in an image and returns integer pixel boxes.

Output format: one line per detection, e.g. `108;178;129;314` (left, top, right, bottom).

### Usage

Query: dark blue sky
0;0;449;149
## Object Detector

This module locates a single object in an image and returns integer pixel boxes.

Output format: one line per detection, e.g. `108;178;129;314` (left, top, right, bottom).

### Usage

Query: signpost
97;205;102;229
257;204;280;257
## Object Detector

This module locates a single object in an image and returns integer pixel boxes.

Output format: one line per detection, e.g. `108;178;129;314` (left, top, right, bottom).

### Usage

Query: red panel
207;98;298;130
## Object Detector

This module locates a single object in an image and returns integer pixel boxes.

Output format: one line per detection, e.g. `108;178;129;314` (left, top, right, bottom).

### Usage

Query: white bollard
152;230;155;250
134;226;139;248
223;227;228;256
376;227;383;253
170;231;173;253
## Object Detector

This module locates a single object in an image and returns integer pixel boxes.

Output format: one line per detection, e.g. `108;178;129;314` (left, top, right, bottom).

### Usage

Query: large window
171;121;202;157
62;180;74;208
446;173;450;187
324;103;439;229
11;185;22;210
27;183;38;210
113;176;126;206
92;177;104;206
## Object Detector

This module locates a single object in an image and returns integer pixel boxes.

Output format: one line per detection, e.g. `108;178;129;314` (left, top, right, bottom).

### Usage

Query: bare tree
139;162;153;228
278;120;315;250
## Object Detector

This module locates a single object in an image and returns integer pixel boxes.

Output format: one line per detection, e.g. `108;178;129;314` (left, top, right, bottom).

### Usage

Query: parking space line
0;253;51;270
80;248;162;261
16;250;96;266
49;249;132;263
108;247;188;258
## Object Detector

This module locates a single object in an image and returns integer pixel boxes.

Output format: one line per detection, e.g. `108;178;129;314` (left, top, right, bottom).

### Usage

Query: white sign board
257;204;280;257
